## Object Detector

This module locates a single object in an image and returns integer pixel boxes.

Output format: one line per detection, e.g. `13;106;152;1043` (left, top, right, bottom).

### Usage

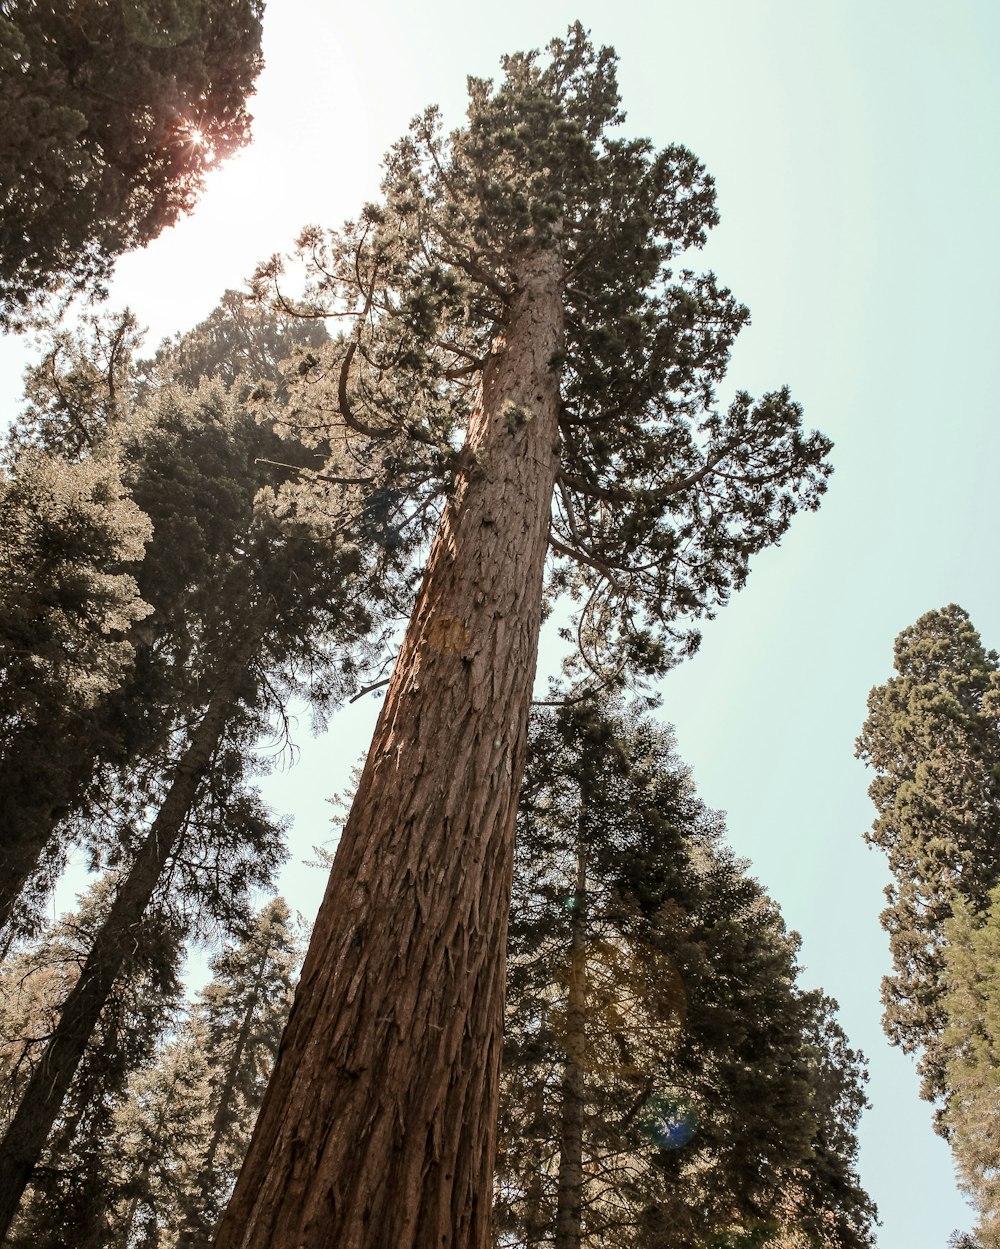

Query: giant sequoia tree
859;606;1000;1246
856;605;1000;1112
216;27;832;1249
0;0;264;326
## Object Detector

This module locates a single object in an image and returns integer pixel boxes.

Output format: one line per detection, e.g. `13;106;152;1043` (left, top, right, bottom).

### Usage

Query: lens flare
637;1089;699;1150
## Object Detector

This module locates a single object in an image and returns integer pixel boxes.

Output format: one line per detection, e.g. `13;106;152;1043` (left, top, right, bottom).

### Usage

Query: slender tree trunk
0;636;256;1241
180;945;273;1247
554;827;588;1249
214;247;566;1249
522;1066;548;1247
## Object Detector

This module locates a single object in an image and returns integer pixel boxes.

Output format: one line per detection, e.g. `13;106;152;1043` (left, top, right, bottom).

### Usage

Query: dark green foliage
1;300;383;939
0;444;151;933
0;446;149;745
112;898;302;1247
856;605;1000;1110
0;0;264;325
253;22;832;684
0;879;184;1249
940;889;1000;1247
497;699;875;1248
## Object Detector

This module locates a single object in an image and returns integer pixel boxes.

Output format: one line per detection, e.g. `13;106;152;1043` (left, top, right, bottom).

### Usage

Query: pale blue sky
4;2;998;1243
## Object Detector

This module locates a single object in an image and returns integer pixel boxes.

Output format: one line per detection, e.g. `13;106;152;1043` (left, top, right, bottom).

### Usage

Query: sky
3;0;999;1243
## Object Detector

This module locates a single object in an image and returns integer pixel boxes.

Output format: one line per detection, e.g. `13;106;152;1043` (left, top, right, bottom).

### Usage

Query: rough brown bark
0;638;256;1242
554;829;587;1249
213;248;566;1249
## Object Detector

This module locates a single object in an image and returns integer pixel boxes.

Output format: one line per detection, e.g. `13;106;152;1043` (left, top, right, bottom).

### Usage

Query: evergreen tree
939;887;1000;1247
138;288;332;397
495;700;875;1249
0;0;264;326
217;27;832;1249
0;445;151;933
0;877;184;1249
856;605;1000;1111
0;689;289;1242
109;898;303;1248
177;897;302;1247
116;1034;214;1249
0;303;385;939
0;324;383;1235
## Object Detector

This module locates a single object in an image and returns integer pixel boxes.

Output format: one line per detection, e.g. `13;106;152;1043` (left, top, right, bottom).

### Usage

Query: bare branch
548;532;625;590
348;677;391;704
253;458;375;486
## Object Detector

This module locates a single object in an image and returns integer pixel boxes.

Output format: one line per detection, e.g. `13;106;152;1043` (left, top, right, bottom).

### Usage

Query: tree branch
548;532;625;589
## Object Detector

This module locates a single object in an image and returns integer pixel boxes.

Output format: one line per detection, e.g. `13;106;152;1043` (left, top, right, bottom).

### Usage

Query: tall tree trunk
522;1074;547;1248
554;826;588;1249
0;635;257;1242
214;247;565;1249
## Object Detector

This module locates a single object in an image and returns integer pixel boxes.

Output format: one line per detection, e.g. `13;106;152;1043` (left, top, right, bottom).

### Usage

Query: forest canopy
3;12;990;1249
0;0;265;326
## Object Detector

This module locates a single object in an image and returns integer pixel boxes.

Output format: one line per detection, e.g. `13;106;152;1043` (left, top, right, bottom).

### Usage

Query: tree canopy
857;604;1000;1112
252;21;832;685
497;699;875;1249
215;28;834;1249
0;0;264;326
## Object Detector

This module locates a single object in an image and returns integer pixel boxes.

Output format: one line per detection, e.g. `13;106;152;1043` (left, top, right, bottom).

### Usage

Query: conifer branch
548;532;624;589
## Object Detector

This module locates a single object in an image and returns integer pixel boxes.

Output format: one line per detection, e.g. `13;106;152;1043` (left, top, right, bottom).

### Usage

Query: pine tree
0;0;264;326
0;304;384;939
110;898;303;1249
0;445;151;933
0;686;288;1240
0;877;184;1249
138;288;332;397
939;887;1000;1247
216;27;832;1249
495;699;875;1249
856;605;1000;1111
176;898;302;1247
0;321;383;1235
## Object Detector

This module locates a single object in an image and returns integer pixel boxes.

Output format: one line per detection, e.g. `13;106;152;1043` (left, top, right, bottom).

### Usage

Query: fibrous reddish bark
214;248;565;1249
